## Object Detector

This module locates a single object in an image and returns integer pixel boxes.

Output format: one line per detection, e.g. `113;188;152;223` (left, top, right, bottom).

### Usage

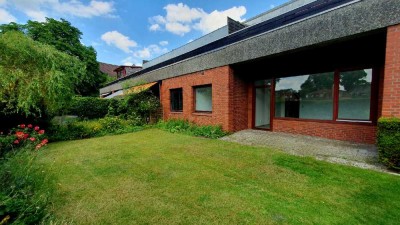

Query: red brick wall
161;66;233;131
382;24;400;117
273;119;377;144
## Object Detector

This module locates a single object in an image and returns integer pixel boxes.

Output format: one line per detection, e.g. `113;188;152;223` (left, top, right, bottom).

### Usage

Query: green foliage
377;117;400;170
62;90;160;125
0;149;53;224
157;119;227;139
0;18;107;96
0;31;85;116
47;117;143;142
66;97;113;119
108;91;161;122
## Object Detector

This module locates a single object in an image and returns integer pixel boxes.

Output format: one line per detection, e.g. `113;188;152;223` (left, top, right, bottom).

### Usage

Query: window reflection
275;72;334;120
338;69;372;120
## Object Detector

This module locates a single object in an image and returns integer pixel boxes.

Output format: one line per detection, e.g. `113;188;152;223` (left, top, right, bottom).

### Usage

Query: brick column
382;24;400;117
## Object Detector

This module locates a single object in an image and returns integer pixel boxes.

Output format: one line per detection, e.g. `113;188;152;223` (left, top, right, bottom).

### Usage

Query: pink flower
14;140;19;144
19;124;26;129
35;144;42;150
41;139;48;144
30;137;36;142
38;130;45;135
23;133;29;139
34;126;40;131
27;124;33;129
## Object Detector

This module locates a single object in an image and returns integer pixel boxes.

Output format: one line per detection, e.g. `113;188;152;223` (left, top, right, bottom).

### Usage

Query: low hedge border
377;117;400;171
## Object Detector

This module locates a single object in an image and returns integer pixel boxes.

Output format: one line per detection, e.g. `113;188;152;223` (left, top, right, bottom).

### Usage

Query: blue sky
0;0;289;66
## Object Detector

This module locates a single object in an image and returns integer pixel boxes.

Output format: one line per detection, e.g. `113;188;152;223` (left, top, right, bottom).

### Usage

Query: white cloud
149;3;246;36
163;3;204;23
133;44;168;59
149;24;160;31
159;41;168;46
8;0;115;21
165;22;190;36
55;0;114;18
101;31;137;53
0;8;17;23
193;6;246;34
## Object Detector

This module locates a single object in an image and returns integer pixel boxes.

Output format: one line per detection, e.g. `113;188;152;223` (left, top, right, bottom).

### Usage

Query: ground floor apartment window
170;88;183;112
194;85;212;112
275;69;373;121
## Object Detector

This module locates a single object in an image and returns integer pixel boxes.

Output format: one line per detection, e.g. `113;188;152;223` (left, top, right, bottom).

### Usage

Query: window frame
273;67;378;124
193;84;212;113
170;88;183;112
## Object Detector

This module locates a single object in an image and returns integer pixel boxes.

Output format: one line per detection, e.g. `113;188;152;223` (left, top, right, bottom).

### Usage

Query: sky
0;0;290;66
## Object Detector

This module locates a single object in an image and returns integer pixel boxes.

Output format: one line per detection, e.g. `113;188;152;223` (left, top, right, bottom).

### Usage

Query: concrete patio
220;129;396;174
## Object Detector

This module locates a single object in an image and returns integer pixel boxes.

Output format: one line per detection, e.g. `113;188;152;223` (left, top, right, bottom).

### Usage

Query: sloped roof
99;62;119;77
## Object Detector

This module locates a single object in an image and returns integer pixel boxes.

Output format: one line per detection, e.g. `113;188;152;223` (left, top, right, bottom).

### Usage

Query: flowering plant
0;124;48;154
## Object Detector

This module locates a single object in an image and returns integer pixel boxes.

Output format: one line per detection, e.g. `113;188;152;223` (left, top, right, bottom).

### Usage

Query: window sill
274;117;375;125
193;112;212;116
170;111;183;114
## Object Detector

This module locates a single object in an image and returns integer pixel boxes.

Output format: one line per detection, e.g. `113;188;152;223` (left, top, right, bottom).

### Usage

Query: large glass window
170;88;183;112
275;72;334;120
338;69;372;120
194;85;212;112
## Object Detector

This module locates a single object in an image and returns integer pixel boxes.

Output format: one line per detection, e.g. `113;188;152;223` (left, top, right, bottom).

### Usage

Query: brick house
100;0;400;144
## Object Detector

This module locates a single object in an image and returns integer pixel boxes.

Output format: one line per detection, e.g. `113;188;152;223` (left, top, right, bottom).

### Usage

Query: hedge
65;96;114;119
377;117;400;171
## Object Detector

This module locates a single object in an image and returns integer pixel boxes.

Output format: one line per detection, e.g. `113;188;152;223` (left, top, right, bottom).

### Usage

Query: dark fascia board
100;0;400;94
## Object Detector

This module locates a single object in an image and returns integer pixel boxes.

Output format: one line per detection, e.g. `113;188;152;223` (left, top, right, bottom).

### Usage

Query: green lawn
37;129;400;224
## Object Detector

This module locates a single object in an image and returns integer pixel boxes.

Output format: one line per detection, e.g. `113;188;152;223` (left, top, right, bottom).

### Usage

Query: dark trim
104;0;356;87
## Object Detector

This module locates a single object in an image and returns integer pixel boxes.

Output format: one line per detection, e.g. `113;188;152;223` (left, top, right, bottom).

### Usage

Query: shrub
0;150;53;224
108;91;161;123
377;117;400;171
47;117;143;142
65;96;113;119
158;119;228;139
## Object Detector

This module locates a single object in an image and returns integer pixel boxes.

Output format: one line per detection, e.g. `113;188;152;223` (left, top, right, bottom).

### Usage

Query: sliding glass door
254;79;272;129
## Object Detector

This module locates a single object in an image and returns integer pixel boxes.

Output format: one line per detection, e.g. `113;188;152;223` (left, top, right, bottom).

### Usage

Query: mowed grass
36;129;400;224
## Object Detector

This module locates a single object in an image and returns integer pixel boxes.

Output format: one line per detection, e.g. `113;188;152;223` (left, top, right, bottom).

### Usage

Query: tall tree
0;18;107;96
0;31;85;116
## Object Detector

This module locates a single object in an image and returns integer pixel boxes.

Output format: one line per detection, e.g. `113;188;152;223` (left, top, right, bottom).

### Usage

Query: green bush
158;119;227;139
377;117;400;171
108;91;161;123
47;117;143;142
0;149;53;224
65;96;114;119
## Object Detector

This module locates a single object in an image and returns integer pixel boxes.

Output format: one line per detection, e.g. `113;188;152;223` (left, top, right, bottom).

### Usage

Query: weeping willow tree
0;31;85;117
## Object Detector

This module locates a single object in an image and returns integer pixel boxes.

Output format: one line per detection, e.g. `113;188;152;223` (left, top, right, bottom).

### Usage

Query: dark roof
99;62;119;77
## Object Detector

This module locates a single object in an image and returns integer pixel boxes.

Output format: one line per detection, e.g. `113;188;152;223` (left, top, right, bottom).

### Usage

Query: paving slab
220;129;397;175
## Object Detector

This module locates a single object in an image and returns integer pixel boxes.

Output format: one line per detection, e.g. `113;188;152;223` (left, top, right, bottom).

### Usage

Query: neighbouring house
114;65;142;79
99;62;119;79
100;0;400;144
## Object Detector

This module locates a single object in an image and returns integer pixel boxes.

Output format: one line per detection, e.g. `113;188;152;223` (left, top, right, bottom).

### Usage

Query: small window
170;88;183;112
338;69;372;120
194;85;212;112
